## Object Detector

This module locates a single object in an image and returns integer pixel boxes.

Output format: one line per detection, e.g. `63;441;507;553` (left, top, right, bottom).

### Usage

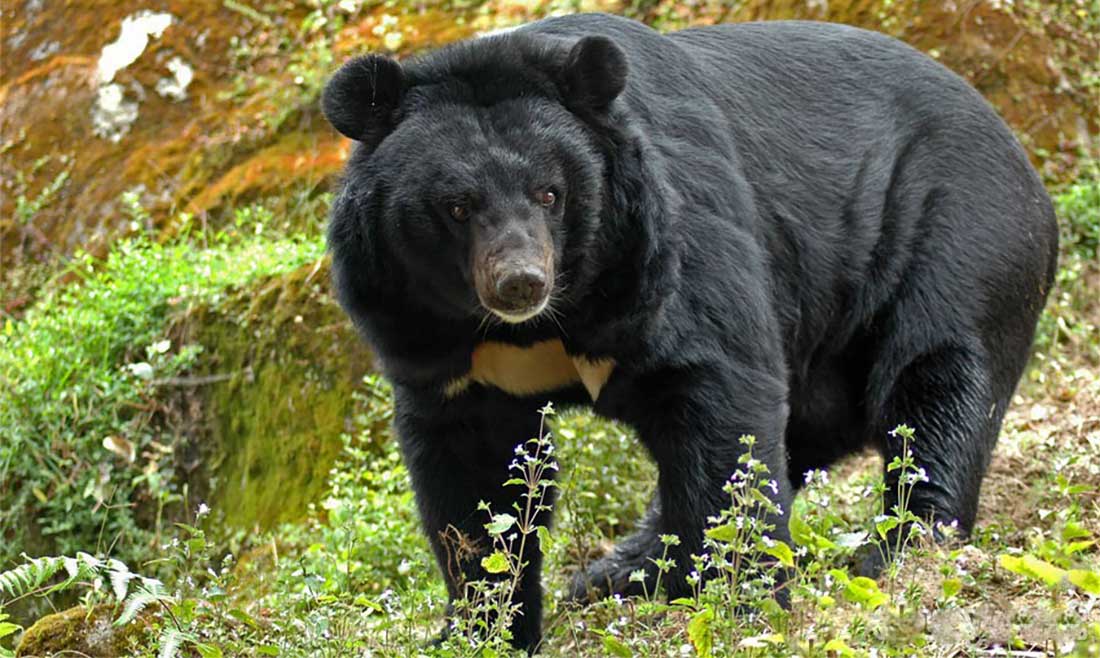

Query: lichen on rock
15;604;144;657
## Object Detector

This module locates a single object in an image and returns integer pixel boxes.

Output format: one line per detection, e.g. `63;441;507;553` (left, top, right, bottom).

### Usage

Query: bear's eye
449;204;470;222
535;189;557;208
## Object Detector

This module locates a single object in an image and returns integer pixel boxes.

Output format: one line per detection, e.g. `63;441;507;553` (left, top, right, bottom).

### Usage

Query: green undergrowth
0;216;323;572
1031;166;1100;383
6;370;1097;657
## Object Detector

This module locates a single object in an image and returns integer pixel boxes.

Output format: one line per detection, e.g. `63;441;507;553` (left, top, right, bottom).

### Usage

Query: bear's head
322;33;628;325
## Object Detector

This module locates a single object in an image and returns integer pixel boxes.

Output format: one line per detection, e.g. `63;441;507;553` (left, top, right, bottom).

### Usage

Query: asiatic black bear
322;13;1057;652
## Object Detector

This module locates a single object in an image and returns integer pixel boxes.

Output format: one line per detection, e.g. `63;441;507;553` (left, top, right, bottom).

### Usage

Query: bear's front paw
567;553;657;603
566;530;666;603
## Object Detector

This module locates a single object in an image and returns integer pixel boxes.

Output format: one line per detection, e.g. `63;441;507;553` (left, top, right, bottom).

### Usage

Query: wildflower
903;467;930;485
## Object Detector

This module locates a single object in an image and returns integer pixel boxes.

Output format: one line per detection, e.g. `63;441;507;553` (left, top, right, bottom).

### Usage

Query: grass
9;363;1096;656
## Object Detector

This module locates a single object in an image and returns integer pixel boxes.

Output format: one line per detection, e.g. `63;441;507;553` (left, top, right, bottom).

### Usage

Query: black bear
322;13;1057;653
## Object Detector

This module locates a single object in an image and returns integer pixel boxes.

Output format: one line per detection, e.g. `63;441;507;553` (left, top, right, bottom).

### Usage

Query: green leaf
1062;521;1092;542
705;522;737;544
875;516;900;540
485;513;517;536
602;635;632;657
842;576;889;610
761;539;795;567
789;513;836;552
941;578;963;599
195;644;223;658
256;646;280;656
0;622;22;640
823;638;856;657
1068;569;1100;595
227;608;260;629
1065;539;1096;555
353;596;384;613
827;568;850;585
536;525;553;552
998;554;1066;587
481;551;510;574
687;606;715;658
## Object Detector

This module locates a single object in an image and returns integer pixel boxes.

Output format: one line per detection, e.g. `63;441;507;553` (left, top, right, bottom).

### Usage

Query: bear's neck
561;123;684;349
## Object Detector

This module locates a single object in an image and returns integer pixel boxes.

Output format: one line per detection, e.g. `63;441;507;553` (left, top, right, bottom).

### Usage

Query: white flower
903;467;930;485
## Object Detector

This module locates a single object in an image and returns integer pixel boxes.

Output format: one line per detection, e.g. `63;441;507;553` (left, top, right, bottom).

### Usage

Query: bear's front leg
573;363;793;602
394;386;553;654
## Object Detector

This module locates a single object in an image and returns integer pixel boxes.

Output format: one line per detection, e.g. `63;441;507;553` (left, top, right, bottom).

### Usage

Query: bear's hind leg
860;342;1004;575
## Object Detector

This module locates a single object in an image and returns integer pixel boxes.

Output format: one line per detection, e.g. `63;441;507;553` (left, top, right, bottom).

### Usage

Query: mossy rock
170;258;375;531
15;604;145;657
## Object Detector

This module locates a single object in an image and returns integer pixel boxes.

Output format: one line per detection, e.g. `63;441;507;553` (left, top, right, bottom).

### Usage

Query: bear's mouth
487;295;552;324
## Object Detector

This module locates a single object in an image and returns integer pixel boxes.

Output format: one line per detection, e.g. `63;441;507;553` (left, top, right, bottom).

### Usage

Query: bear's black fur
322;13;1057;652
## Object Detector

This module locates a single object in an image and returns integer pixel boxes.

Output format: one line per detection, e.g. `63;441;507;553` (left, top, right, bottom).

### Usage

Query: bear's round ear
322;55;406;145
559;36;628;112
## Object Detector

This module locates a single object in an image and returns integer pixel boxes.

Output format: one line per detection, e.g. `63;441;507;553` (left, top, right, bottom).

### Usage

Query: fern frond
157;626;194;658
107;559;134;600
45;552;103;596
0;555;66;600
116;579;170;627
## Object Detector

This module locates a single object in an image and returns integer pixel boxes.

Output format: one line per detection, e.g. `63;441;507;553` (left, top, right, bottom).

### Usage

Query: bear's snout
478;255;553;323
495;266;548;311
472;218;555;323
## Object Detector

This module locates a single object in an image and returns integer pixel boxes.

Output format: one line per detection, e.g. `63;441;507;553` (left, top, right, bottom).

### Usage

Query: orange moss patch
185;133;346;216
1;0;255;269
335;6;480;57
0;55;96;105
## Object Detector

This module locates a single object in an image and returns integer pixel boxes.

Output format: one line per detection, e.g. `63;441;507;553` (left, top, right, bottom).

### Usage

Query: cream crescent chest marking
444;339;614;401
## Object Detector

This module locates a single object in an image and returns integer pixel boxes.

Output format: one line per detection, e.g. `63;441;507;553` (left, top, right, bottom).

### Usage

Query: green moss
174;260;374;530
16;604;145;657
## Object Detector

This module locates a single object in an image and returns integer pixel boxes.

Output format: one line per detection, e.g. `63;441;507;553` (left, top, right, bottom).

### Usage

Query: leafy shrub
1033;172;1100;370
0;225;323;568
1056;168;1100;261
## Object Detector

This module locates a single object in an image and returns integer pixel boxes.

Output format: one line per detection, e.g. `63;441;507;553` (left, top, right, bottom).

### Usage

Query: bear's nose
496;267;547;309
